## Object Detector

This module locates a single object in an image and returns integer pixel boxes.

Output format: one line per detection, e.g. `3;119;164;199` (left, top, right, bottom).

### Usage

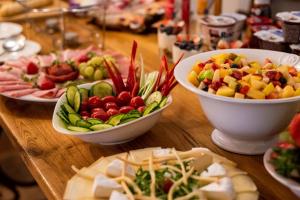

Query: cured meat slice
0;81;31;86
38;53;57;67
32;88;59;98
3;88;38;98
0;72;20;81
0;84;33;92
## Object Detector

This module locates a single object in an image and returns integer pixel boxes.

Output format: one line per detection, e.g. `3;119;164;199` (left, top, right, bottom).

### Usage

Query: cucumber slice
66;86;78;107
90;124;113;131
76;120;92;128
146;91;162;106
60;106;68;118
79;88;89;102
57;111;70;124
69;113;81;125
122;110;141;121
143;102;159;116
120;117;138;124
108;114;125;126
63;103;75;114
90;81;113;98
159;97;168;108
67;126;90;132
87;118;103;125
73;90;81;112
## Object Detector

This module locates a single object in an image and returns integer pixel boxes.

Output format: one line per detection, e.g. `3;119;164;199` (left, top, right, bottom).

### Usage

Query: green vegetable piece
146;91;162;106
198;70;214;81
63;103;75;114
159;97;168;108
279;131;294;143
66;85;78;107
67;126;90;132
87;118;103;125
143;102;159;116
90;124;113;131
121;110;141;122
120;118;138;124
108;114;125;126
73;90;81;113
90;81;113;98
76;120;92;128
79;88;89;102
69;113;81;126
57;111;70;125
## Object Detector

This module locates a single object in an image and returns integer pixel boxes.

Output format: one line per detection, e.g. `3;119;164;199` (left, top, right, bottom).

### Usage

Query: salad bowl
175;49;300;155
52;82;172;145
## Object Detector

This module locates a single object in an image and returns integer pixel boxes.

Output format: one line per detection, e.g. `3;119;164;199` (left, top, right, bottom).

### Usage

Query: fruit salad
188;53;300;99
270;114;300;183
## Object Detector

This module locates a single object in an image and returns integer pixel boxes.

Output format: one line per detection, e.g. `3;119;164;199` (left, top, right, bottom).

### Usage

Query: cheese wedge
201;177;235;200
232;175;257;192
236;191;259;200
201;163;227;177
92;174;123;198
106;159;135;177
109;190;129;200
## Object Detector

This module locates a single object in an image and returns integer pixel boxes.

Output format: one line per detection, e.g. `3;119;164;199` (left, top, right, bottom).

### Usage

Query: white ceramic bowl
175;49;300;155
264;148;300;197
52;82;172;145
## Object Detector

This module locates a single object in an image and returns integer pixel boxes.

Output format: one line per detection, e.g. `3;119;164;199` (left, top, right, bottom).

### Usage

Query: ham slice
0;81;31;86
38;53;56;67
32;88;59;98
0;72;20;81
3;88;38;98
0;84;33;92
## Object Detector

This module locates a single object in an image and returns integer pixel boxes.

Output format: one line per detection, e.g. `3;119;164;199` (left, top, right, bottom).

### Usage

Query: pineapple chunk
208;88;216;94
223;75;236;84
250;62;261;69
295;88;300;96
204;63;213;70
246;68;257;74
234;93;245;99
212;53;229;65
242;74;251;82
275;85;283;93
192;63;202;74
297;72;300;78
212;69;220;82
277;66;289;79
188;71;200;86
229;80;238;90
282;85;295;98
238;80;250;87
294;77;300;83
295;83;300;89
250;75;262;81
263;83;275;96
247;88;266;99
219;69;228;78
216;86;235;97
251;79;265;90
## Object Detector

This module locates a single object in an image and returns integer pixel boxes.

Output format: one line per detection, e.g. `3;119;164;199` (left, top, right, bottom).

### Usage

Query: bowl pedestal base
211;129;277;155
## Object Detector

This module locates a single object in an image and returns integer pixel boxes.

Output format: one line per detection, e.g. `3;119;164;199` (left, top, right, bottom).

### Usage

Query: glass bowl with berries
175;49;300;155
264;114;300;197
52;41;181;145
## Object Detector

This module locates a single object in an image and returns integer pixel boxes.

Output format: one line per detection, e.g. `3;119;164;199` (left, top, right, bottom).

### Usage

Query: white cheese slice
201;163;227;177
109;190;129;200
232;175;257;192
201;177;236;200
153;148;172;157
92;174;123;198
106;159;135;177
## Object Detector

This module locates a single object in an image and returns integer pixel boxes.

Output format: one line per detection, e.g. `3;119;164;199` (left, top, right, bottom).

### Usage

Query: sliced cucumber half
146;91;162;105
87;118;103;125
67;126;90;132
90;81;113;98
90;124;113;131
143;102;159;116
108;114;125;126
69;113;81;125
73;90;81;113
66;86;78;107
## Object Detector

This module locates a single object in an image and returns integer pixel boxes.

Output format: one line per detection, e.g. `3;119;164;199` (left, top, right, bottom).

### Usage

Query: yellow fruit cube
263;83;275;96
246;68;257;74
188;71;199;86
242;74;251;82
192;63;202;74
250;75;262;81
294;77;300;83
251;79;265;90
216;86;235;97
219;69;228;78
295;88;300;96
212;53;229;65
229;80;238;90
250;62;261;69
277;66;289;79
204;63;213;70
247;88;266;99
212;69;220;82
223;75;236;84
238;80;250;87
297;72;300;78
208;88;216;94
234;93;245;99
282;85;295;98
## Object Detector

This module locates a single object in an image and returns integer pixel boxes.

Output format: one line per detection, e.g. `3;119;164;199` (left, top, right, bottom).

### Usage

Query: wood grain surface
0;16;298;200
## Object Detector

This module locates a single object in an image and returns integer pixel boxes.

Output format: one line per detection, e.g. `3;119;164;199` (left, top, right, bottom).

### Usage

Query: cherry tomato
105;102;119;110
119;106;134;114
117;91;131;106
277;141;295;150
88;96;103;109
289;114;300;147
137;106;145;113
270;152;278;160
130;96;145;108
80;100;88;111
107;108;119;117
80;111;90;117
82;116;89;120
91;110;109;121
102;96;116;104
91;108;105;113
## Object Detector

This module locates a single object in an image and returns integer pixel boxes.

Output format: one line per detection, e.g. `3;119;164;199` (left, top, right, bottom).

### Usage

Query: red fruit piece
266;92;279;99
277;141;295;150
239;85;249;95
210;81;222;91
91;108;105;113
130;96;145;108
80;100;88;111
107;108;119;117
203;78;212;85
288;67;297;76
231;71;242;80
289;114;300;147
39;77;55;90
88;96;103;109
78;54;89;63
105;102;118;110
137;106;145;113
27;62;39;74
91;110;109;121
119;106;134;114
80;111;90;117
102;96;117;104
117;91;131;106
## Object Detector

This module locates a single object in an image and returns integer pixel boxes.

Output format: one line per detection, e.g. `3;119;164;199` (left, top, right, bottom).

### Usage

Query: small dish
0;22;23;39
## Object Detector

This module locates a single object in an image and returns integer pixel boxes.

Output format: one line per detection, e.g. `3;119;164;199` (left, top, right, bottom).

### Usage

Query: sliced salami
0;84;33;92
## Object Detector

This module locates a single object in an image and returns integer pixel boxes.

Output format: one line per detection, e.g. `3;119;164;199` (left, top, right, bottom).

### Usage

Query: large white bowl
52;82;172;145
264;148;300;197
175;49;300;155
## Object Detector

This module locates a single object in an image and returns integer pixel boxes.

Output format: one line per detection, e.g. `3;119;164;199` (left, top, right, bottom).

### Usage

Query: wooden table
0;17;297;200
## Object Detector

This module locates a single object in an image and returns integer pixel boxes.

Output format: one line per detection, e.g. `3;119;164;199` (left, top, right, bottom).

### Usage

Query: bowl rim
52;82;173;136
264;148;300;192
175;48;300;104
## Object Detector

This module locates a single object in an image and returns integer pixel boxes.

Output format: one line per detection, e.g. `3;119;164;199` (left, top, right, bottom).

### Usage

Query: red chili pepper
154;56;165;91
110;61;126;92
126;41;138;93
104;59;121;94
131;82;139;97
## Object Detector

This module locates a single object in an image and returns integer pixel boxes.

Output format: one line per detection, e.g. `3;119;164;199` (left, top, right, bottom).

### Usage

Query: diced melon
250;79;265;90
295;83;300;89
234;93;245;99
282;85;295;98
287;76;296;86
247;88;265;99
238;80;250;87
228;80;238;90
246;68;256;74
295;88;300;96
224;75;236;84
250;75;262;81
249;62;261;69
204;63;213;70
192;63;202;74
188;71;200;86
198;70;214;81
216;86;235;97
212;53;229;65
212;69;220;82
219;69;228;78
242;74;251;82
263;83;275;96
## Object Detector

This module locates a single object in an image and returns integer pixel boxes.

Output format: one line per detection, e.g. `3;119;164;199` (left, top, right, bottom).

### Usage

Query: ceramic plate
0;22;23;39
